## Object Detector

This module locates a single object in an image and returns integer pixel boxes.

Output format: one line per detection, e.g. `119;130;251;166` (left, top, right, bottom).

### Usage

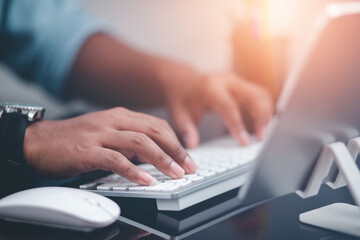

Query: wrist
0;103;45;167
154;60;201;98
155;60;195;82
23;121;41;169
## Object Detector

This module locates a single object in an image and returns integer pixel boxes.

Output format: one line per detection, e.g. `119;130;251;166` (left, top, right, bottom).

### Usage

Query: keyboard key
97;183;118;190
128;186;147;191
183;174;198;179
145;186;162;191
224;163;239;169
145;183;174;191
156;176;172;181
196;169;209;174
112;182;137;191
198;171;216;177
205;166;223;172
187;176;204;182
148;169;162;174
79;182;98;190
162;185;180;191
177;181;192;187
214;167;227;173
164;179;186;184
113;186;129;191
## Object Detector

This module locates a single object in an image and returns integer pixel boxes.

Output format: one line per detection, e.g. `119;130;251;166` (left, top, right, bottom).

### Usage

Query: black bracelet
0;112;28;166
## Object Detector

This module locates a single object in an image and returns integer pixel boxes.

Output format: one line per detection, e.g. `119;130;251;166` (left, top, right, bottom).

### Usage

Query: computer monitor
240;2;360;206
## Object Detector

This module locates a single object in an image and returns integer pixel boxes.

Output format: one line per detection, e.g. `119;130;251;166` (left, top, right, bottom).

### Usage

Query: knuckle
104;152;120;166
124;165;135;176
74;141;93;152
175;145;186;158
173;146;187;164
147;123;163;135
113;106;126;112
101;109;113;116
122;150;135;159
109;107;130;115
79;116;100;130
204;83;218;98
157;152;169;165
159;119;170;128
97;110;115;122
132;133;149;146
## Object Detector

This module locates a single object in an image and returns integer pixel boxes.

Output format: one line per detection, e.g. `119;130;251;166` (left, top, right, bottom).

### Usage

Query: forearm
65;33;194;108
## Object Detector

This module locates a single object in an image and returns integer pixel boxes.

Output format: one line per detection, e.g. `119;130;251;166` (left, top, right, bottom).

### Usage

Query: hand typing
23;107;197;185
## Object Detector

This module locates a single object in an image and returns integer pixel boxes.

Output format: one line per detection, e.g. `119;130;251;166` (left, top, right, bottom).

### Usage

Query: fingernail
184;156;197;173
170;161;185;178
239;130;251;145
139;171;158;186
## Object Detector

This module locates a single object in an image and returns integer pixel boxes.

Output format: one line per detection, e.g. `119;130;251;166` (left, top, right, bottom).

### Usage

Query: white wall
81;0;242;74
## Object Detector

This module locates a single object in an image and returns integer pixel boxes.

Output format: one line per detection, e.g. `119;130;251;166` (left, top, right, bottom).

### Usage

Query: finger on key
210;89;251;146
111;116;197;174
89;147;157;186
103;130;185;179
142;116;197;174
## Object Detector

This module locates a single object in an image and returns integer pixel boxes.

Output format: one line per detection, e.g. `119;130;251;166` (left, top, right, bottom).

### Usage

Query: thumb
169;103;199;149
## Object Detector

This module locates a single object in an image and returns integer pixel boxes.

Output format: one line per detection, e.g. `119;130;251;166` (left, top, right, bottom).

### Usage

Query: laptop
79;2;360;211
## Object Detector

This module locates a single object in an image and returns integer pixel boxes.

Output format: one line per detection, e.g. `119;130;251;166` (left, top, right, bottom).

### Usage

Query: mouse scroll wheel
84;198;101;207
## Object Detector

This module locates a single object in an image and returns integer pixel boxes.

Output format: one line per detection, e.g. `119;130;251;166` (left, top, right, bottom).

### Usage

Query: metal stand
297;138;360;237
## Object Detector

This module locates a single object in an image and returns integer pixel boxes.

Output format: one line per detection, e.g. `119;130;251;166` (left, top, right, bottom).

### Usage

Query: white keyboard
80;143;261;193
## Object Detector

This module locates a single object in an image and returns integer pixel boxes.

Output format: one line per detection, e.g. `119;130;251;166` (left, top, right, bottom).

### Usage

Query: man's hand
23;108;197;184
158;65;273;148
66;34;273;149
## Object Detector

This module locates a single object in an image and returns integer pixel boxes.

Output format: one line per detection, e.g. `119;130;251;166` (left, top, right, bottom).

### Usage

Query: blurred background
0;0;345;141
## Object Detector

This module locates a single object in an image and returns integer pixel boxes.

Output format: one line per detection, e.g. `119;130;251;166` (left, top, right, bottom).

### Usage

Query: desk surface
0;185;358;240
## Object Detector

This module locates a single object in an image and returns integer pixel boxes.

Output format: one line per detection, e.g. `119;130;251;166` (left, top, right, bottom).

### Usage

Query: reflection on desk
0;185;357;240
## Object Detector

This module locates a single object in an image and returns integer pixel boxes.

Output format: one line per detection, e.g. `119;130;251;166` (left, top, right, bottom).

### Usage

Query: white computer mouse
0;187;120;231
